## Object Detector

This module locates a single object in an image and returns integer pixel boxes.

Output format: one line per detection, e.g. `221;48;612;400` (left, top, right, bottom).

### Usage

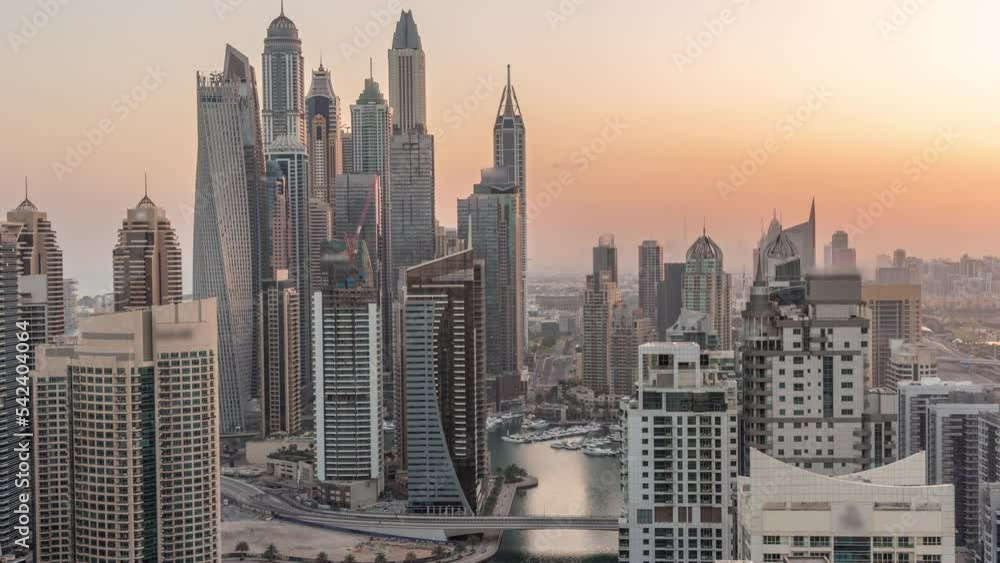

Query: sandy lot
221;519;438;562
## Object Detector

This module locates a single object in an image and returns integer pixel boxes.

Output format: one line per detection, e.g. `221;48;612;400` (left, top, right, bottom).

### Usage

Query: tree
404;552;418;562
374;553;388;563
342;555;357;563
432;545;448;560
235;541;250;560
315;552;330;563
264;544;280;561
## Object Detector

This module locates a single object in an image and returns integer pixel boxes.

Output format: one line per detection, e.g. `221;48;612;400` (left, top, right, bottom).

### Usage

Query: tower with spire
493;64;527;347
6;179;65;341
681;229;732;350
263;2;306;145
388;10;426;133
307;59;343;202
113;176;182;311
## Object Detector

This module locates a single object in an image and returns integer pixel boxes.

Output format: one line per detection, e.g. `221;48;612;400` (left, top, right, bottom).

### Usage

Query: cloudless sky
3;0;1000;293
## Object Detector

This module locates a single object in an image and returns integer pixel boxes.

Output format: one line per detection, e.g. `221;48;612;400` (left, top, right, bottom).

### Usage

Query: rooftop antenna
369;58;373;80
280;0;284;16
24;176;28;200
144;172;149;197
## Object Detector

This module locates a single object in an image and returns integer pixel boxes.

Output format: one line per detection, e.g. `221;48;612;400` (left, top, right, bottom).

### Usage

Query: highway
223;477;619;541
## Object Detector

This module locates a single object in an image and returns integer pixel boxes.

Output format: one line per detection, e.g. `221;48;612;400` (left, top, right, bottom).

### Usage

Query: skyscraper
825;229;856;271
32;300;221;562
593;233;618;282
620;342;739;563
17;274;47;370
333;173;381;286
113;187;182;311
493;65;527;343
404;250;487;515
980;412;1000;563
262;4;305;145
390;130;436;276
863;282;922;388
740;273;869;475
266;134;312;395
582;271;620;396
63;276;78;335
193;45;264;433
638;240;663;319
0;222;26;558
388;10;427;133
259;270;301;437
309;197;333;291
7;188;64;340
897;379;994;458
306;62;343;202
756;200;816;273
682;231;732;350
656;262;685;339
457;168;524;389
609;305;653;397
314;240;384;498
351;72;395;375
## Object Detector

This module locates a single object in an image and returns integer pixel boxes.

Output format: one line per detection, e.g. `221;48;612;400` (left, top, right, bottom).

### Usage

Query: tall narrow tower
113;182;182;311
262;3;306;145
306;62;343;202
193;45;265;433
493;65;526;341
7;185;64;340
388;10;427;133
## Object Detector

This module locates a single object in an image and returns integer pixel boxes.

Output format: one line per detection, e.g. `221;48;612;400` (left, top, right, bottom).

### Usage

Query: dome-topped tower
764;228;799;261
686;231;724;263
266;1;299;39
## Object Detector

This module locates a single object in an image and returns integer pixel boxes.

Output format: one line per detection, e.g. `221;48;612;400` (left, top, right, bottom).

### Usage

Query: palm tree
404;551;418;562
374;553;388;563
235;541;250;560
432;545;448;560
264;544;280;561
315;552;330;563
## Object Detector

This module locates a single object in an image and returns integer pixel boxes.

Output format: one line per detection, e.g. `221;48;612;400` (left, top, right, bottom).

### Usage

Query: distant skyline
5;0;1000;293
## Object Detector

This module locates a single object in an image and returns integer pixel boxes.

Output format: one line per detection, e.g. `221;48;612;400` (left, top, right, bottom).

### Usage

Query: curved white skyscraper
194;45;265;433
262;5;306;145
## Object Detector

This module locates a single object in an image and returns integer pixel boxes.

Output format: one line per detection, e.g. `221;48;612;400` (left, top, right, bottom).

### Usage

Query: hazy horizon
5;0;999;294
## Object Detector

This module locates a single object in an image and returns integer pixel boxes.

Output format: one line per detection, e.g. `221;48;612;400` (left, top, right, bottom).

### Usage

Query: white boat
583;447;616;457
501;435;529;444
550;441;568;449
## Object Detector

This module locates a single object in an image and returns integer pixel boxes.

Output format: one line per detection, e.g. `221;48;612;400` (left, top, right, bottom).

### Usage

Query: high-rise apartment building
863;282;922;389
63;277;78;334
897;379;993;457
638;240;663;319
194;45;265;433
457;168;524;383
609;306;653;397
860;388;898;469
825;229;857;271
7;191;64;340
0;222;26;558
927;400;1000;549
32;300;221;562
333;174;381;279
17;274;47;370
434;220;465;258
741;273;868;475
683;232;732;350
262;5;305;145
309;197;333;291
756;201;816;273
306;63;343;202
266;135;312;390
582;271;620;396
493;65;527;341
388;10;427;133
656;262;685;339
404;250;487;514
259;270;301;437
620;342;739;563
113;189;182;311
314;240;384;495
351;73;395;376
390;130;436;277
980;412;1000;563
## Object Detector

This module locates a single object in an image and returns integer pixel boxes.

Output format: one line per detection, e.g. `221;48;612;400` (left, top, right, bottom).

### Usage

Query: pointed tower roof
16;177;38;211
686;232;723;262
136;173;156;208
223;44;252;81
764;227;799;261
307;64;336;100
496;64;523;119
357;63;387;105
391;10;422;50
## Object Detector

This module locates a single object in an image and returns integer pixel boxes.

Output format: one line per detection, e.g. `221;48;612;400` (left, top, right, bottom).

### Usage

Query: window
810;536;830;547
898;554;911;563
793;536;806;547
764;536;782;545
874;537;893;548
636;509;653;524
921;537;941;546
919;556;941;563
764;554;782;562
874;553;893;563
898;537;913;548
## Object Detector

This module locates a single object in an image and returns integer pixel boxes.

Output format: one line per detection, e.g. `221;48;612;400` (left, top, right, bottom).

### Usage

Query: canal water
487;424;621;562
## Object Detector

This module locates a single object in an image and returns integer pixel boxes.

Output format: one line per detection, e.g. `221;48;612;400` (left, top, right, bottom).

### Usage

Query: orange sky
3;0;999;293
